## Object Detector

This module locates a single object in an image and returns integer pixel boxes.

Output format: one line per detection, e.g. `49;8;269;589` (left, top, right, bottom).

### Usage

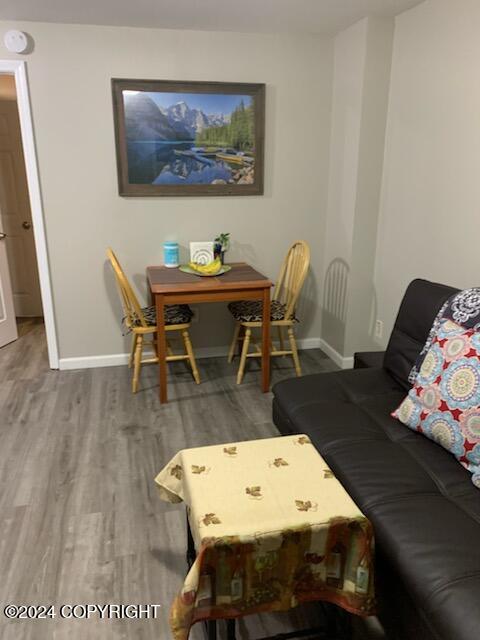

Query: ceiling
0;0;425;35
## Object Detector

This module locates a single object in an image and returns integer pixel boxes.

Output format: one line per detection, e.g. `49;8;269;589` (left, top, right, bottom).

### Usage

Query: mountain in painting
166;101;228;137
124;93;181;141
124;93;231;142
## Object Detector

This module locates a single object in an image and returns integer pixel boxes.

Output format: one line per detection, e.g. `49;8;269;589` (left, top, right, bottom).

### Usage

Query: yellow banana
189;257;222;274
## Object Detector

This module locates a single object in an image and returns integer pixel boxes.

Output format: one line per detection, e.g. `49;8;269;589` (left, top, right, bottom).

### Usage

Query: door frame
0;60;59;368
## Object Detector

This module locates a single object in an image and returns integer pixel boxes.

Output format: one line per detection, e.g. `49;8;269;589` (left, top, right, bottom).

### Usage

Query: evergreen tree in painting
196;101;254;151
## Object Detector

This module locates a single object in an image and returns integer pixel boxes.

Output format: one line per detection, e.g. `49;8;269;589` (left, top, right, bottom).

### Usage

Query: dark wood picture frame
111;78;265;197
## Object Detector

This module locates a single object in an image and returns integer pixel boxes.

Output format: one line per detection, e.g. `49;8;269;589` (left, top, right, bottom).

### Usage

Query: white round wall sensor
4;30;28;54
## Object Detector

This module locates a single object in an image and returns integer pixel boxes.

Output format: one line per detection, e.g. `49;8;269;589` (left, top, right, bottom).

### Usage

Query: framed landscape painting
111;79;265;196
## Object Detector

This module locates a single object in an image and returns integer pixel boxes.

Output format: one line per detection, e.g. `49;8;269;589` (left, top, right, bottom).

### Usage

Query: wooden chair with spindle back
227;241;310;384
107;248;200;393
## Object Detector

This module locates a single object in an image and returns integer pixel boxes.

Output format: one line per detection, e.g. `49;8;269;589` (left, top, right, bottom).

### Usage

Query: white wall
322;19;367;354
322;17;393;359
0;21;333;363
375;0;480;344
344;16;394;355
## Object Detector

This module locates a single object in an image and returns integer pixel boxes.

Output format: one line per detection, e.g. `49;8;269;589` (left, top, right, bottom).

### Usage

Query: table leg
186;511;196;568
261;286;271;393
155;293;168;403
325;602;337;637
337;609;353;640
226;618;236;639
207;620;217;640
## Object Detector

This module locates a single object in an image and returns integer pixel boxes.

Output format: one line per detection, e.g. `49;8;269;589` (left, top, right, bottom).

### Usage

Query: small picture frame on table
189;242;214;265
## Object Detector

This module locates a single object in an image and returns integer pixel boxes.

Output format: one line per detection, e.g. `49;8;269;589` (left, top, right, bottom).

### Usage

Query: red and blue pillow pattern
392;317;480;488
408;287;480;384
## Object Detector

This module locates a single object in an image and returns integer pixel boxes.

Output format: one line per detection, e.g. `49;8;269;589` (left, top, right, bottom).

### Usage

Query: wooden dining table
147;262;273;403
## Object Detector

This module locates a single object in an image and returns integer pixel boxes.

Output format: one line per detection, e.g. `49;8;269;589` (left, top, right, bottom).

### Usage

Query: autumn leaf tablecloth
155;435;375;639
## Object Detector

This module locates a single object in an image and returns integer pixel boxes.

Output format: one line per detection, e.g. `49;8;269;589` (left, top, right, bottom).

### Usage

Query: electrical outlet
191;306;199;324
374;319;383;340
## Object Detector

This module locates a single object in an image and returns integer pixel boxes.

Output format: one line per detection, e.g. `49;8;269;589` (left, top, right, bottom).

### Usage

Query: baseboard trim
318;339;354;370
58;337;325;371
59;353;132;370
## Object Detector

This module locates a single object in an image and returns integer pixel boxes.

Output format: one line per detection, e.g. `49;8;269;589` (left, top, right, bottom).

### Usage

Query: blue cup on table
163;242;179;268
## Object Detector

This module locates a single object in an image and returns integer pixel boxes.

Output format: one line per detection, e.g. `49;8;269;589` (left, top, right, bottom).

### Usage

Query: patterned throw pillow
393;318;480;489
409;287;480;384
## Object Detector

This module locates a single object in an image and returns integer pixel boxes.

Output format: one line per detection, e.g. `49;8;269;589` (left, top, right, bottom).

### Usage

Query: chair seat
228;299;293;323
139;304;194;327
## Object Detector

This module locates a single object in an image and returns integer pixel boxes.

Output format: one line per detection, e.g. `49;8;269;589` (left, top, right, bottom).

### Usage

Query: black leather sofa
272;279;480;640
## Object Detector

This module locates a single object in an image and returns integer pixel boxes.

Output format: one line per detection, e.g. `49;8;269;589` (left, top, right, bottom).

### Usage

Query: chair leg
228;323;241;363
182;330;200;384
277;326;285;353
237;328;251;385
132;334;143;393
288;326;302;376
128;333;137;368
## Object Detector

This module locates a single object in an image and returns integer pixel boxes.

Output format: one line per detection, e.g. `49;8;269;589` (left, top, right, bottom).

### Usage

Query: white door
0;100;42;317
0;218;17;347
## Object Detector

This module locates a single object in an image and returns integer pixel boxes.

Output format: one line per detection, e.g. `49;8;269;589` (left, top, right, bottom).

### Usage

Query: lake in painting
123;90;255;186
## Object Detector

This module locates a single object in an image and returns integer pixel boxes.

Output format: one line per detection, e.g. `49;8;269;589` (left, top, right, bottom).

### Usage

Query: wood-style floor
0;322;385;640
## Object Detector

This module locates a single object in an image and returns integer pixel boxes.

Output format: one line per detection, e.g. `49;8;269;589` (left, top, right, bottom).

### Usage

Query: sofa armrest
354;350;385;369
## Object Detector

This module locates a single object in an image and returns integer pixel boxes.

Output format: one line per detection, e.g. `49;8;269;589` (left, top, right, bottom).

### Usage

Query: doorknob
0;232;6;240
22;221;31;230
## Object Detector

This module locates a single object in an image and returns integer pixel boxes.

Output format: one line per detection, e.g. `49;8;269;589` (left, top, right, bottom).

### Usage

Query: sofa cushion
273;367;403;418
353;351;385;369
272;364;480;640
393;318;480;488
369;493;480;640
383;279;458;390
